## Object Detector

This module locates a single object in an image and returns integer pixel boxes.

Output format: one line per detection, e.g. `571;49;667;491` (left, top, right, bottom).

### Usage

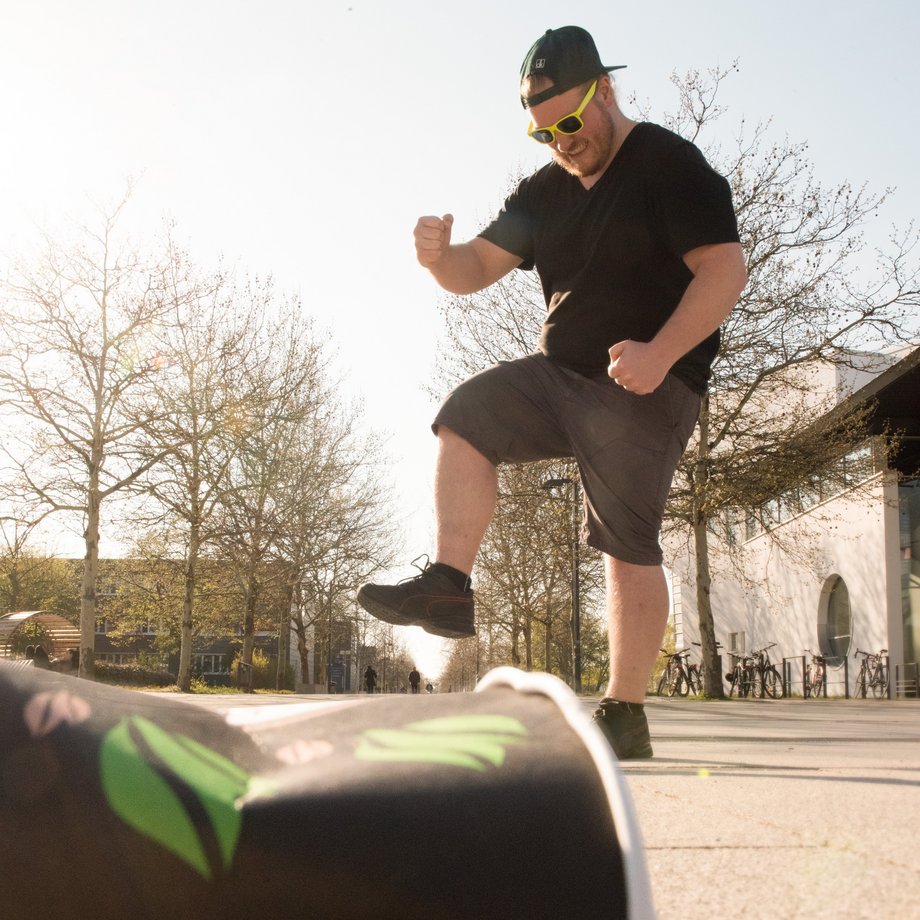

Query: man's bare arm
415;214;522;294
608;242;747;395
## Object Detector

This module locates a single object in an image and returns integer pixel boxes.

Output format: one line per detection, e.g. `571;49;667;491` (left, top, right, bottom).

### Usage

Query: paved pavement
168;690;920;919
624;697;920;920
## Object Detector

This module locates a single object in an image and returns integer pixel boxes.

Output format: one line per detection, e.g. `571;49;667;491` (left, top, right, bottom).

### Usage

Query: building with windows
666;346;920;697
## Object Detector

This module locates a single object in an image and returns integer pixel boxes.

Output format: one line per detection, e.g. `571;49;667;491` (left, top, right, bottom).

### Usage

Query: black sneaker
592;699;654;760
357;558;475;639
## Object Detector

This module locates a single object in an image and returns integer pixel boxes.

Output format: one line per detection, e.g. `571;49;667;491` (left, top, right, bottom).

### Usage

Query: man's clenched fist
414;214;454;266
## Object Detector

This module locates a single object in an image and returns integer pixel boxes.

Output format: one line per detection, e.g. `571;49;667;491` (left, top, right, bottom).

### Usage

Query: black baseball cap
519;26;626;109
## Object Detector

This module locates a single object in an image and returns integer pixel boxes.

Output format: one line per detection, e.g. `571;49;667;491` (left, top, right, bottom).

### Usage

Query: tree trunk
79;475;101;679
693;397;725;699
290;583;313;686
276;584;291;691
242;572;257;667
177;519;200;692
511;614;520;669
523;616;533;671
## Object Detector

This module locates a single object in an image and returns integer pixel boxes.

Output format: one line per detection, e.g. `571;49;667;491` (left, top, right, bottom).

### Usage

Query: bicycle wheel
728;670;741;698
763;666;784;699
676;670;690;697
855;669;867;699
750;670;764;699
870;669;887;698
688;667;703;695
668;672;686;698
656;671;670;697
739;670;752;699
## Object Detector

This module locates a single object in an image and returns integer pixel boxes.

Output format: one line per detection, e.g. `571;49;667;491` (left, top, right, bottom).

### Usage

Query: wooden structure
0;610;81;661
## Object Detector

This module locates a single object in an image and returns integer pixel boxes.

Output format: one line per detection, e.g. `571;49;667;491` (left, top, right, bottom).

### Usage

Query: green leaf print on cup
100;715;271;879
355;714;528;771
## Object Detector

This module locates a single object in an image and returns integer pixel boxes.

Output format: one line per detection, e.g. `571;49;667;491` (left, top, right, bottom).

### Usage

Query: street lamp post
542;476;582;694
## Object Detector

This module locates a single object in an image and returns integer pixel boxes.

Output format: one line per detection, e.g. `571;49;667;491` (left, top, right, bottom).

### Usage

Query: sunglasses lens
531;128;555;144
556;116;583;135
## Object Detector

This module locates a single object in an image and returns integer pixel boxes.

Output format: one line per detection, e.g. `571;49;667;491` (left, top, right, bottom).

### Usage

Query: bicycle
655;648;703;697
726;653;756;698
749;643;785;699
804;649;826;699
854;648;889;699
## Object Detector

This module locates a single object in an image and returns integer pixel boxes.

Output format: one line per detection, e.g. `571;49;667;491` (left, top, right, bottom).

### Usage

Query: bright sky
2;1;918;675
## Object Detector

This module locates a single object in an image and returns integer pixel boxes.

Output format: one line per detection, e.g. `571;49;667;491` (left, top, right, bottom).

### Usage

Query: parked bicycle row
653;643;892;699
794;647;890;699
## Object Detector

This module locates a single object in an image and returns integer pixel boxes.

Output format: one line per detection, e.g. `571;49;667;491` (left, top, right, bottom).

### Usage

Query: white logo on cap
535;58;545;69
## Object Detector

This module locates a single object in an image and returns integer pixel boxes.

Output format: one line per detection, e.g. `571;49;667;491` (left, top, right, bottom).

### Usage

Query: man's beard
551;110;616;179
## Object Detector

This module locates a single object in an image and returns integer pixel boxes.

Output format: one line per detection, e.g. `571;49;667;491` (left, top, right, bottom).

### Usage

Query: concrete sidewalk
171;690;920;919
627;697;920;920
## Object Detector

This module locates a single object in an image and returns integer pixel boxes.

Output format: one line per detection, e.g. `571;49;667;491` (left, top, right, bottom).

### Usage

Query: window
740;439;882;544
729;632;746;654
97;652;137;665
818;575;852;666
193;654;228;674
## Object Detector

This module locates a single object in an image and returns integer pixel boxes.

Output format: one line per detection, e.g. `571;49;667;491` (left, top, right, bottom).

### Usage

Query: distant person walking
364;665;378;694
409;668;421;694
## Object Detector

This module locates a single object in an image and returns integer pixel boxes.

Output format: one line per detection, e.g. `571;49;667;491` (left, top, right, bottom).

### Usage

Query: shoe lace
396;554;431;585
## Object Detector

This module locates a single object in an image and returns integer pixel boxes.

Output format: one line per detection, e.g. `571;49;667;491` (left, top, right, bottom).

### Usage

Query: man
364;664;377;694
358;26;746;758
409;666;421;694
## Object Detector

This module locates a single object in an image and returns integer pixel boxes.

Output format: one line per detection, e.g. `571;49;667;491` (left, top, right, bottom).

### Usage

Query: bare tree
646;67;920;695
211;299;393;681
137;269;267;689
482;461;603;683
0;198;192;676
277;421;397;691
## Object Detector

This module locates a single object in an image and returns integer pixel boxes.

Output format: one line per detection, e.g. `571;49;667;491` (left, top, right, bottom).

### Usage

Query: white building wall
666;473;895;696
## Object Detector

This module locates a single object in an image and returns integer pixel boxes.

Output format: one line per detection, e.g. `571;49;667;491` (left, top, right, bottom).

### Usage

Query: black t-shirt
478;122;740;392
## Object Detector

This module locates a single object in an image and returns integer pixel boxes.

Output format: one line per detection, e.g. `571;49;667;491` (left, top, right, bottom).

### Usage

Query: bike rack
822;656;849;699
895;661;919;698
782;656;804;698
841;655;850;699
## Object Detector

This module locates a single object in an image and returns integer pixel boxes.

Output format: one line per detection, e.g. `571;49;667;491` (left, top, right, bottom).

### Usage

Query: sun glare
404;629;449;680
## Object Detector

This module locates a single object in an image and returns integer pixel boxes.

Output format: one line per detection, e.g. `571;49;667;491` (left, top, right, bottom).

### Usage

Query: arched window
818;575;852;666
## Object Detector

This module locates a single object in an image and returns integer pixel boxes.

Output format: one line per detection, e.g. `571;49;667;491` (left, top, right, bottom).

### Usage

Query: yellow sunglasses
527;80;598;144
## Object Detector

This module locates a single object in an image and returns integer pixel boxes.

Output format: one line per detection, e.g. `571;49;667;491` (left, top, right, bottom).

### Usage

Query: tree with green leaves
0;520;77;617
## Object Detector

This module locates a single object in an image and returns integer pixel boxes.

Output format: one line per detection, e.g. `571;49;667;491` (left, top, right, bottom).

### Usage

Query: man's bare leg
604;555;670;703
433;425;498;575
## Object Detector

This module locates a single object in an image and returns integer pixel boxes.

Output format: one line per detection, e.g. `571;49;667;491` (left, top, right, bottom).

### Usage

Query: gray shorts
432;353;701;565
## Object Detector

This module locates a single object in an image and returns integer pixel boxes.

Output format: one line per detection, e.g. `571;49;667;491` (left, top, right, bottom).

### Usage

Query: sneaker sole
356;588;417;627
420;618;476;639
357;587;475;639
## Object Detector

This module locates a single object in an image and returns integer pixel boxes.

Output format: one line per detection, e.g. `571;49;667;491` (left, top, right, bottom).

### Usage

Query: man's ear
596;74;615;104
